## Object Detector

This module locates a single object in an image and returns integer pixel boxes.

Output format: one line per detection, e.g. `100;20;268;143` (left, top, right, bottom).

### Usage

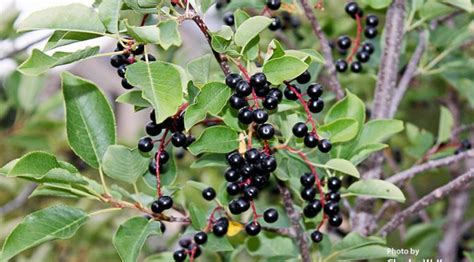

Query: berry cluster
454;139;472;155
285;72;332;152
334;2;379;73
226;72;281;140
109;39;156;89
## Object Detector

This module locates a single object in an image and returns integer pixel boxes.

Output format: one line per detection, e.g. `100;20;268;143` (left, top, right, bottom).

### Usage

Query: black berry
238;107;254;125
250;73;267;88
303;199;322;218
293;122;308;138
172;132;187;147
356;51;370;63
223;13;235;26
328;177;341;191
350;61;363;73
300;186;316;201
304;133;319;148
362;42;375;54
263;95;278;110
227;151;245;168
261;155;277;172
335;59;348;72
266;0;281;10
365;27;378;39
117;65;127;78
308;98;324;113
131;44;144;55
194;231;208;245
225;168;241;182
263;208;279;223
284;86;300;100
300;172;315;187
318;139;332;153
138;137;154;152
311;230;323;243
226;183;241;195
296;70;311;84
307;83;323;99
329;213;343;227
268;16;282;31
245;148;261;164
229;94;248;109
257;124;275;140
245;221;261;236
226;73;242;88
146;121;162;136
156;150;170;164
243;186;259;200
173;249;187;261
202;187;216;201
324;201;339;216
268;88;283;102
236;80;252;97
110;54;128;68
141;54;156;61
158;195;173;210
366;14;379;27
337;35;352;50
213;222;228;237
253;109;269;124
345;2;360;19
121;78;134;89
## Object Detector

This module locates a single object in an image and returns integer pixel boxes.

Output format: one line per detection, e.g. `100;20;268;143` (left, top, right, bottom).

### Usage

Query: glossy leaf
263;55;309;85
324;159;360;178
113;216;162;262
0;205;88;261
98;0;122;33
188;126;239;155
44;31;101;51
126;22;160;44
246;233;298;259
157;20;182;49
318;118;359;144
325;90;366;132
116;90;152;107
8;151;60;179
102;145;149;184
349;143;388;165
234;16;272;48
346;179;406;202
187;54;212;87
61;72;116;168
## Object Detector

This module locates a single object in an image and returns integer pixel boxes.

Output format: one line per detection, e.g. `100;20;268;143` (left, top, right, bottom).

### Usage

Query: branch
0;183;37;215
299;0;344;100
372;0;406;119
0;35;50;61
386;149;474;186
277;180;311;262
388;30;427;118
378;169;474;237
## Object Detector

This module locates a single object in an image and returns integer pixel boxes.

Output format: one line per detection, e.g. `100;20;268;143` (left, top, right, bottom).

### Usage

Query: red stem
347;13;362;63
284;82;319;138
250;200;260;223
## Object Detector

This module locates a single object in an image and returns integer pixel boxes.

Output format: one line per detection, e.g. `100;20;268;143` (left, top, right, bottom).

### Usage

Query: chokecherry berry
257;124;275;140
335;59;348;72
202;187;216;201
318;139;332;153
213;222;228;237
227;151;245;168
266;0;281;10
236;197;250;212
225;73;242;88
245;148;261;164
268;88;283;102
284;86;300;100
250;73;267;88
328;177;342;191
229;94;248;109
138;137;154;152
236;80;252;97
303;199;322;218
156;150;170;164
311;230;323;243
356;51;371;63
362;42;375;54
178;238;192;248
150;110;156;122
151;200;163;213
241;163;256;178
245;221;261;236
194;231;208;245
131;44;144;55
255;84;270;97
300;186;316;201
225;168;241;182
261;155;277;172
140;54;156;62
366;14;379;27
365;27;378;39
345;2;360;19
268;16;282;31
158;195;173;210
350;61;363;73
326;191;341;202
337;35;352;50
110;54;128;68
253;109;269;124
263;208;279;223
296;70;311;84
229;200;241;214
293;122;308;138
300;172;315;187
146;121;162;136
308;98;324;113
121;78;134;89
304;133;319;148
223;13;235;26
243;186;259;200
307;83;323;99
117;65;127;78
172;132;187;147
263;95;278;110
148;160;164;174
226;183;241;195
173;249;187;261
324;201;339;216
328;213;343;227
238;107;254;125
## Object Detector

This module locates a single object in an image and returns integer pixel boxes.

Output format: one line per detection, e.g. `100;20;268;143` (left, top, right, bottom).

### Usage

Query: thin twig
372;0;406;119
299;0;344;100
386;149;474;186
378;169;474;237
388;30;427;118
0;35;50;61
0;184;37;215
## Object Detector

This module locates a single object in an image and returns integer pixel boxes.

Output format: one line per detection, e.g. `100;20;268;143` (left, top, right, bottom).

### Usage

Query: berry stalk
284;82;319;137
346;13;362;63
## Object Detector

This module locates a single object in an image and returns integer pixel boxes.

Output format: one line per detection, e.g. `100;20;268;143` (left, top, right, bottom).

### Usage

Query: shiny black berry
257;124;275;140
324;201;339;216
345;2;360;19
318;139;332;153
365;27;378;39
179;238;191;248
223;13;235;26
311;230;323;243
362;42;375;54
300;173;315;187
253;109;269;124
131;44;144;55
173;249;187;261
250;73;267;88
266;0;281;10
307;83;323;99
158;195;173;210
236;80;252;97
151;200;163;213
329;213;343;227
117;65;127;78
225;168;241;182
202;187;216;201
337;35;352;50
268;88;283;102
238;107;254;125
328;177;341;191
335;59;348;72
255;84;270;97
300;186;316;201
156;150;170;164
227;151;245;168
308;98;324;113
366;14;379;27
303;199;322;218
356;51;370;63
172;132;187;147
213;222;228;237
140;54;156;62
296;70;311;84
245;221;261;236
261;155;277;172
304;133;319;148
263;95;278;110
243;186;259;200
110;54;128;68
350;61;363;73
121;78;134;89
284;86;300;100
269;16;282;31
326;191;341;202
226;73;242;88
138;137;154;152
146;121;162;136
263;208;279;223
229;94;248;109
229;200;241;214
236;197;250;212
194;231;208;245
227;183;241;195
293;122;308;138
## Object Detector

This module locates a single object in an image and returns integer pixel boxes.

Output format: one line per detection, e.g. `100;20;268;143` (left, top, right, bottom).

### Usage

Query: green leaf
441;0;472;12
234;16;272;48
99;0;123;33
61;72;116;168
184;82;231;130
4;70;46;111
17;4;106;34
188;126;239;155
204;234;234;252
0;205;88;261
8;152;60;179
187;54;212;87
332;232;386;252
437;106;454;144
102;145;149;184
419;1;454;20
125;61;184;124
18;47;100;76
360;0;391;9
116;90;152;107
263;55;309;85
190;153;227;168
158;20;182;49
126;21;160;44
349;143;388;165
324;159;360;178
234;9;250;28
246;233;298;259
44;31;101;51
325;90;365;133
357;119;404;147
189;203;207;230
346;179;405;202
337;245;395;260
113;216;162;262
318;118;359;144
